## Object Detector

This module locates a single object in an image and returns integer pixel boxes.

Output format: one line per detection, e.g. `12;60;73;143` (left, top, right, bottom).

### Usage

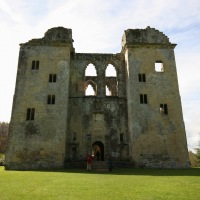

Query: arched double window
105;64;118;96
85;63;97;96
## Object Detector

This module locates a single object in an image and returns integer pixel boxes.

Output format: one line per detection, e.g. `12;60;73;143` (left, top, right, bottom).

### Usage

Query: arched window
105;64;118;96
85;84;95;96
105;64;116;77
85;63;97;76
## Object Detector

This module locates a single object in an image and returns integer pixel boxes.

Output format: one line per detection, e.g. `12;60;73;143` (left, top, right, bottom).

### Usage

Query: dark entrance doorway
92;141;104;161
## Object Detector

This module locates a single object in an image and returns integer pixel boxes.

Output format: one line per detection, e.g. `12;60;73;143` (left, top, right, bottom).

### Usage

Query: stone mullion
97;69;105;97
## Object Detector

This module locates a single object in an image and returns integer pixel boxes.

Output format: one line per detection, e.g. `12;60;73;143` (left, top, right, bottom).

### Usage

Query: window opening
47;95;55;104
160;104;168;114
85;63;97;76
138;73;146;82
120;134;124;142
32;60;39;70
73;132;76;141
106;85;111;96
49;74;57;82
105;64;117;77
155;61;164;72
26;108;35;120
140;94;148;104
85;84;95;96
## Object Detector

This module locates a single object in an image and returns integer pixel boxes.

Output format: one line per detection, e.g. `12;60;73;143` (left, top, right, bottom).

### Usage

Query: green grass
0;167;200;200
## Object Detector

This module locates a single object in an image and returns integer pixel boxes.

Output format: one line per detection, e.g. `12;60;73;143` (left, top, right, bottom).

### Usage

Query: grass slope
0;167;200;200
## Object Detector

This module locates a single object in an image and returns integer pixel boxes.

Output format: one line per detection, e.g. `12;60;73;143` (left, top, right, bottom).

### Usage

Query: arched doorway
92;141;104;161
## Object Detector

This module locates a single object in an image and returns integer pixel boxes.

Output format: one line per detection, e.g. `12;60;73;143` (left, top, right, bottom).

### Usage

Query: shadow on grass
4;167;200;176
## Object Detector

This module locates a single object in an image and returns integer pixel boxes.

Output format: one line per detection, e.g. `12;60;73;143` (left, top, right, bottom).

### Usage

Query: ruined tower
5;26;189;169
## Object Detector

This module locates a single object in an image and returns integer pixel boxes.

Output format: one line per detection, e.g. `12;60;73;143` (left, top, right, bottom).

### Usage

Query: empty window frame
26;108;35;120
47;95;55;104
160;104;168;114
155;61;164;72
85;63;97;76
140;94;148;104
32;60;39;70
73;132;77;141
138;73;146;82
120;133;124;142
49;74;57;82
85;84;96;96
106;85;111;96
105;64;117;77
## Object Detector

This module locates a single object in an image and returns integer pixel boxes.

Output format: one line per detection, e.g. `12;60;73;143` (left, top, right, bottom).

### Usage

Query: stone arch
92;141;104;161
105;63;118;96
85;63;97;76
105;64;117;77
85;80;97;96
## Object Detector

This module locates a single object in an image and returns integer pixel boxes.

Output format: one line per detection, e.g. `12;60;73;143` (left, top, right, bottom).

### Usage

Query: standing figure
96;151;100;161
86;154;92;171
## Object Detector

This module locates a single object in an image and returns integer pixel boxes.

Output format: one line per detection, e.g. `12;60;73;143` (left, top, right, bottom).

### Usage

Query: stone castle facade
5;26;189;169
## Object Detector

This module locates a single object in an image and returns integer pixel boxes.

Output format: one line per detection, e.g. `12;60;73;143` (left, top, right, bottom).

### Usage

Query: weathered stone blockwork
5;26;189;169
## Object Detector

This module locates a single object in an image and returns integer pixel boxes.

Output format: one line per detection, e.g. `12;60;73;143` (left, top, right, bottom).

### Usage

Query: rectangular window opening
47;95;56;105
155;61;164;72
73;133;76;141
160;104;168;114
32;61;35;70
138;73;146;82
53;74;57;82
140;94;143;104
140;94;148;104
49;74;57;82
144;94;148;104
120;134;124;142
142;74;146;82
32;60;39;70
26;108;35;120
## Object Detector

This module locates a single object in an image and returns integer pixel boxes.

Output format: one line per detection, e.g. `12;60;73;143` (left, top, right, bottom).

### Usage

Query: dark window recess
140;94;148;104
32;60;39;70
26;108;35;120
49;74;57;82
160;104;168;114
138;73;146;82
73;133;76;141
120;134;124;142
47;95;55;104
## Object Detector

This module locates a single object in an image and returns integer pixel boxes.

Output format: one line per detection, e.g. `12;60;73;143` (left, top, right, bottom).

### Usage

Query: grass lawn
0;167;200;200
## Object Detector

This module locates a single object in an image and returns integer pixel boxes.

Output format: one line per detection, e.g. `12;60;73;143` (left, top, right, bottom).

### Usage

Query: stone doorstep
92;168;109;172
92;161;109;171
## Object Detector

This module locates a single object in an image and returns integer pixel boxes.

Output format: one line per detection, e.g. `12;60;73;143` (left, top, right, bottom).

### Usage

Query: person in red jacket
86;154;92;171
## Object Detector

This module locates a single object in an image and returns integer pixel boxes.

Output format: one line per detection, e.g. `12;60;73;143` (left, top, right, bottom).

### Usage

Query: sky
0;0;200;151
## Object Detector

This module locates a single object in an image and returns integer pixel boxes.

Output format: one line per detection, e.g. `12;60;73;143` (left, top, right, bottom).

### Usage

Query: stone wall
123;27;189;168
5;26;189;169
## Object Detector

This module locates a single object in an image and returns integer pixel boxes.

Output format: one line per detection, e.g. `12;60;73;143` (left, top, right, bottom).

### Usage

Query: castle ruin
5;26;189;169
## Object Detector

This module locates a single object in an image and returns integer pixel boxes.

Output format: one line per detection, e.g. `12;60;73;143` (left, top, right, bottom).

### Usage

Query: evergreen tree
195;133;200;165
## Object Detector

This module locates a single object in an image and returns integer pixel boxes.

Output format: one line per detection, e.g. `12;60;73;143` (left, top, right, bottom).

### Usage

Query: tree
0;122;9;153
194;133;200;166
195;148;200;164
188;151;199;167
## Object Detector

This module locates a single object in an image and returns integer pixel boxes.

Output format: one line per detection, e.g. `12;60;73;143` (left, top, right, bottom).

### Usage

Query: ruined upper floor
20;26;175;51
